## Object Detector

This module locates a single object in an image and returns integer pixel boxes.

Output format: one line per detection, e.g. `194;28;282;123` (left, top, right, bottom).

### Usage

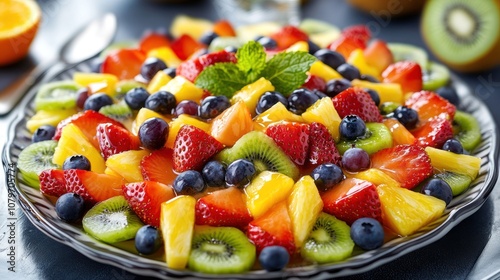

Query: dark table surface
1;0;500;279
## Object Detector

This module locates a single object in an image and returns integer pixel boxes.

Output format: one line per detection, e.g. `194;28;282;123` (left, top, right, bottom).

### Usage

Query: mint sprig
236;41;267;82
195;63;248;98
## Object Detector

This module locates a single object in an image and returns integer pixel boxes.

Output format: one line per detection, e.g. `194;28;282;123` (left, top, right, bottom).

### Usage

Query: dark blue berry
199;31;219;46
324;78;351;97
312;89;328;99
288;88;319;115
391;106;419;129
173;170;205;194
145;91;177;115
202;161;226;187
341;148;370;172
259;246;289;272
198;96;231;119
365;88;380;106
336;63;361;81
125;87;150;110
225;159;256;187
76;87;90;109
83;93;113;111
256;91;288;114
307;40;321;55
256;36;278;50
421;178;453;205
32;125;56;143
55;193;85;223
360;74;379;83
436;86;460;106
90;59;103;73
442;139;464;154
62;155;91;171
141;57;168;81
175;100;199;116
138;118;169;150
163;67;177;78
224;46;238;53
340;115;366;140
350;217;384;250
135;225;162;255
311;163;344;191
314;49;345;70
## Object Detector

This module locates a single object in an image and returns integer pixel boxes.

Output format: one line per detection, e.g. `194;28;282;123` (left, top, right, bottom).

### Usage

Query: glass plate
3;60;499;279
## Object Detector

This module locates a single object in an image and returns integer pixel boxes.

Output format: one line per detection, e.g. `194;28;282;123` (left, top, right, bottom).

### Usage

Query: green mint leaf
195;63;248;98
236;41;267;82
261;51;317;96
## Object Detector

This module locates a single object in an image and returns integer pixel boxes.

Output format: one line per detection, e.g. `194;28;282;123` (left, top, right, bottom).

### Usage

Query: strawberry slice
213;20;237;37
322;178;382;225
64;169;125;204
140;147;177;186
382;61;423;94
341;25;371;44
308;122;341;166
139;32;170;54
123;181;175;227
302;74;326;92
96;123;140;160
405;90;456;121
173;125;224;172
270;25;309;50
371;144;433;189
170;34;204;61
332;87;383;122
39;169;66;197
246;201;296;256
328;36;366;59
176;50;237;82
102;48;146;80
265;122;310;166
412;117;454;148
195;187;252;229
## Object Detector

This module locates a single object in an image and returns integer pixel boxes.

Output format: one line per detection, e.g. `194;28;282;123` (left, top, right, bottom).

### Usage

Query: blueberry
225;159;256;187
125;87;150;110
175;100;199;116
390;106;419;129
341;148;370;172
198;96;231;119
90;58;103;73
365;88;380;106
314;49;345;70
224;46;238;53
138;117;169;150
288;88;319;115
324;78;351;97
145;91;177;115
421;178;453;205
141;57;168;81
163;67;177;78
340;115;366;140
259;246;289;272
436;86;460;106
442;139;464;154
312;89;328;99
135;225;162;255
202;161;226;187
256;36;278;50
307;40;321;55
83;93;113;111
32;125;56;143
256;91;288;115
336;63;361;81
199;31;219;46
350;217;384;250
173;170;205;194
311;163;344;191
62;155;91;171
55;193;85;223
360;74;379;83
76;87;90;109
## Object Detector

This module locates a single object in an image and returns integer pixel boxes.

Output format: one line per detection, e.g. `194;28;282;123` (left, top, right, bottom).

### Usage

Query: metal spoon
0;13;117;116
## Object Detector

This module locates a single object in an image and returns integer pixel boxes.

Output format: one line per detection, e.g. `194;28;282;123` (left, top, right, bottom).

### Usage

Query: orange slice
0;0;41;66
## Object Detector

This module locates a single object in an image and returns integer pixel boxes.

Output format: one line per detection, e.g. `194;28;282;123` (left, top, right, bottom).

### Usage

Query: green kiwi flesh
453;110;481;152
434;171;472;196
17;140;59;188
34;81;81;111
423;62;450;91
387;43;429;69
99;101;133;122
113;80;146;99
336;123;393;155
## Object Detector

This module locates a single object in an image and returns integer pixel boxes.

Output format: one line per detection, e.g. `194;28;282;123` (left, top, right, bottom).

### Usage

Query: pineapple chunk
287;176;323;248
160;195;196;269
160;76;204;104
253;102;304;131
286;41;309;52
351;79;404;104
166;114;211;149
210;101;253;146
425;147;481;179
309;60;342;81
377;184;446;236
26;108;77;133
350;168;401;189
231;77;275;115
170;15;213;40
147;47;182;68
73;72;118;95
105;150;150;182
147;69;172;94
348;49;380;78
301;97;341;141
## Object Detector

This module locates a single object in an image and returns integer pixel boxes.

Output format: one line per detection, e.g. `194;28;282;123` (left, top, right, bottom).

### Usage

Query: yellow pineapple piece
26;108;77;133
147;47;182;68
170;15;213;40
147;70;172;94
160;195;196;269
132;108;172;135
52;123;106;173
231;77;275;115
309;60;342;81
425;147;481;179
351;79;404;104
166;114;211;149
253;102;304;131
160;76;204;104
301;97;341;141
349;168;401;189
310;30;341;48
377;184;446;236
245;171;294;219
73;72;118;95
236;22;281;42
104;167;122;178
105;149;150;182
285;41;309;52
287;176;323;248
347;49;381;79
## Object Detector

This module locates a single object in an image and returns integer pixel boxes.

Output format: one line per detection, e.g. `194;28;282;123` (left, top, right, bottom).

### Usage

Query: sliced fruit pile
17;16;484;274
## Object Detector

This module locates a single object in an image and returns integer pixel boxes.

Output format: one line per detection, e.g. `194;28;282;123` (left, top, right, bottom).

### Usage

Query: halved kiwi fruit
453;110;481;152
34;81;81;111
17;140;59;188
336;123;393;155
421;0;500;72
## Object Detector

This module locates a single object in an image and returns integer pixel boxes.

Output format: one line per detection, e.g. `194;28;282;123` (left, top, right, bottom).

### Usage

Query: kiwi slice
216;131;299;180
453;110;481;152
336;123;393;155
99;101;133;122
301;213;354;264
34;81;81;111
82;196;144;244
379;102;401;115
188;226;256;274
208;37;243;52
422;0;500;72
387;43;429;69
434;171;472;196
423;62;450;91
17;140;59;188
114;80;146;99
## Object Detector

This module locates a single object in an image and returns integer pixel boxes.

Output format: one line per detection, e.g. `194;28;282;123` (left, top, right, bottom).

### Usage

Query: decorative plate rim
2;61;499;279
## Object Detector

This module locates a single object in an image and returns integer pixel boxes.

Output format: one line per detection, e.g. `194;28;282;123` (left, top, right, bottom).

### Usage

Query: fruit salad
16;16;484;275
